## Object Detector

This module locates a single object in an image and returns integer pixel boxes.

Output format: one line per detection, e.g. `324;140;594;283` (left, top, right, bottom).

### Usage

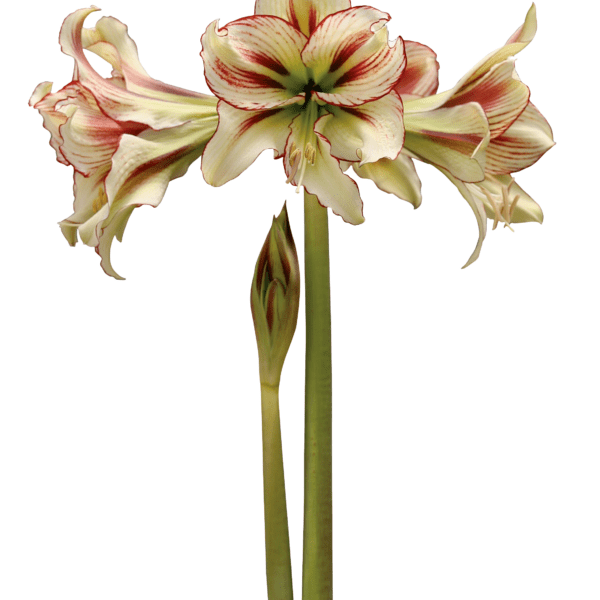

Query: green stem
302;192;333;600
261;383;294;600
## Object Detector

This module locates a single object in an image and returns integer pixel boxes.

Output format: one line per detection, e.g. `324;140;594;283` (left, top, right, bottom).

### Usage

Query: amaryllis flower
200;0;406;224
354;4;554;266
30;7;218;279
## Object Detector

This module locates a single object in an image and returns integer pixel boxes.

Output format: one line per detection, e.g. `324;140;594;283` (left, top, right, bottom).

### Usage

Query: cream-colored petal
440;169;488;268
302;7;405;107
314;92;404;165
394;41;439;99
201;16;307;110
60;167;111;246
403;102;490;182
352;153;422;208
485;102;554;174
284;112;365;224
202;101;295;186
254;0;350;36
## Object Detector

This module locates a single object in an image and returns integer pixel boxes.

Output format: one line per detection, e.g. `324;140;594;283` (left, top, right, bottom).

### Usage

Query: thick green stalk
261;383;294;600
302;192;333;600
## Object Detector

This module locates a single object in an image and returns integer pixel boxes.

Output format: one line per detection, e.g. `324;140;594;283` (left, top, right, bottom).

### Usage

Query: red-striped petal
314;92;404;165
202;101;296;186
444;59;530;139
394;41;439;99
302;6;406;107
484;103;555;175
201;16;308;110
254;0;350;36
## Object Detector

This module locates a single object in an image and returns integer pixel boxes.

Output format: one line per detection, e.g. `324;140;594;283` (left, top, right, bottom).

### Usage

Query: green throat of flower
286;98;320;192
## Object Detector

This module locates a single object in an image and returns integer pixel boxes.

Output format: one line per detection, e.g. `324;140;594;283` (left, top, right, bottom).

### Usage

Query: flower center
286;100;320;191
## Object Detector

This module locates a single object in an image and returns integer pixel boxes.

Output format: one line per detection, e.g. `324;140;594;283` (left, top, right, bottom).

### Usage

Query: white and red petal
201;16;308;110
202;101;295;186
94;120;216;279
60;8;213;129
284;112;365;224
394;41;439;99
445;59;529;139
302;7;406;107
484;102;554;175
57;86;133;176
403;102;490;183
83;16;216;107
352;152;422;208
254;0;351;36
455;4;537;91
314;92;404;165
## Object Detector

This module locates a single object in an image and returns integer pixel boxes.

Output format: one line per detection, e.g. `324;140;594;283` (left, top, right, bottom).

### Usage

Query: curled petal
394;41;439;99
440;169;488;268
302;7;406;107
202;101;295;186
403;102;490;182
352;153;422;208
444;59;530;138
456;3;537;90
83;16;215;105
314;92;404;165
201;16;308;110
285;113;365;224
254;0;351;36
485;102;554;174
60;8;215;128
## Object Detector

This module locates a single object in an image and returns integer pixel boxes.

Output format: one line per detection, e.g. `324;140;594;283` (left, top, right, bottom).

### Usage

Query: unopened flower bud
251;203;300;387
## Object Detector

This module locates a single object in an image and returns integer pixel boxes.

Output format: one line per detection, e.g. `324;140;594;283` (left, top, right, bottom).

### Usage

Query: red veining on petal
287;0;301;31
308;4;318;35
419;130;483;145
329;30;372;73
237;108;284;135
213;57;286;90
239;49;290;76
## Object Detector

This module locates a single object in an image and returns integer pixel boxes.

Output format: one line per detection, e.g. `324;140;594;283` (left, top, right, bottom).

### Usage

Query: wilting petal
285;112;364;224
201;16;308;110
485;103;554;174
314;92;404;165
202;101;296;186
83;16;215;106
394;41;439;99
440;169;488;268
466;174;543;225
254;0;351;36
352;153;422;208
94;120;217;279
444;59;529;138
403;102;490;182
302;7;406;107
60;8;215;128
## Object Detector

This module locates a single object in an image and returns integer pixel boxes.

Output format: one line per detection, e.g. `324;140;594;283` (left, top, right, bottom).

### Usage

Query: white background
2;1;598;599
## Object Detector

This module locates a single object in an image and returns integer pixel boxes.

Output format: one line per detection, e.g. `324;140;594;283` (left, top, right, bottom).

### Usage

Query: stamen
285;149;302;184
481;182;520;232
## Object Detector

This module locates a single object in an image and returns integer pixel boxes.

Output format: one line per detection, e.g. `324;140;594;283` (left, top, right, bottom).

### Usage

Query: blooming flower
353;4;554;266
30;7;218;279
200;0;407;224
